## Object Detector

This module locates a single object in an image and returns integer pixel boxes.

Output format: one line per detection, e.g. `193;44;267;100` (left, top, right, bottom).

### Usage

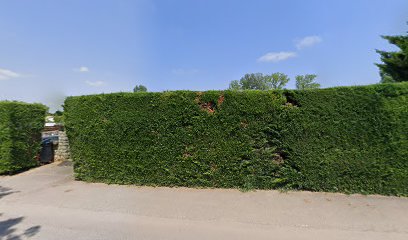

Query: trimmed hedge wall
64;83;408;195
0;102;47;174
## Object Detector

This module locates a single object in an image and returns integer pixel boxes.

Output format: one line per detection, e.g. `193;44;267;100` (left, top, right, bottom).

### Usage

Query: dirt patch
273;152;286;165
240;120;249;129
283;92;299;108
194;92;203;104
182;152;192;158
200;101;216;113
210;163;217;172
217;94;225;107
196;92;224;114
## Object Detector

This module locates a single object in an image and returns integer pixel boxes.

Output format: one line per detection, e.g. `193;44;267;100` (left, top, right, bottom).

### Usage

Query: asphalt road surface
1;162;407;240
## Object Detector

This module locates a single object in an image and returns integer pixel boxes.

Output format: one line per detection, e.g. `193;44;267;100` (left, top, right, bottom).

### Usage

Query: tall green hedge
64;82;408;196
0;101;47;174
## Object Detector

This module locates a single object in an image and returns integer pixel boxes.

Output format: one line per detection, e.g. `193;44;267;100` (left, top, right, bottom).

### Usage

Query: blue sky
0;0;407;111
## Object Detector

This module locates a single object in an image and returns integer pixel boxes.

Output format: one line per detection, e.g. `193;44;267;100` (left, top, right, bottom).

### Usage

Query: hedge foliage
64;82;408;196
0;101;47;174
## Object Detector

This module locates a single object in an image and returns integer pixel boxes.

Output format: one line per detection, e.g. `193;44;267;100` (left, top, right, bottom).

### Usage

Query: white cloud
257;52;297;63
85;80;105;87
74;66;90;72
0;68;20;80
172;68;199;75
295;36;322;49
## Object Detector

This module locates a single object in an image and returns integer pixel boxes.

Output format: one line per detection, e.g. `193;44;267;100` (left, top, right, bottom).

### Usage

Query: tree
376;24;408;83
54;110;63;116
228;80;241;90
239;73;269;90
52;110;64;123
133;85;147;92
229;72;289;90
265;72;290;90
295;74;320;90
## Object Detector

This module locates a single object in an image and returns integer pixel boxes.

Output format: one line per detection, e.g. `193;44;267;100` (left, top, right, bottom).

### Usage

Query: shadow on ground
0;216;41;240
0;186;41;240
0;187;19;200
57;161;72;167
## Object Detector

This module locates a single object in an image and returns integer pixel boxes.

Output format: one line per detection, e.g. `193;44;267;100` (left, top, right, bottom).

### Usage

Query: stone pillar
54;131;72;161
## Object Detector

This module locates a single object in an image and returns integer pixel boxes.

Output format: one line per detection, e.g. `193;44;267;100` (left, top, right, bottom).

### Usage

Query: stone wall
54;131;72;161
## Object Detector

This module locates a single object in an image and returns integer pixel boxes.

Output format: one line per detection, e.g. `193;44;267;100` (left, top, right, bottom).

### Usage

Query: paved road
1;162;407;240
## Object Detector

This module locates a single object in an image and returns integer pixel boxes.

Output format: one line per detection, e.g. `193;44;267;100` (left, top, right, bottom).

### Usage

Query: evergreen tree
376;24;408;83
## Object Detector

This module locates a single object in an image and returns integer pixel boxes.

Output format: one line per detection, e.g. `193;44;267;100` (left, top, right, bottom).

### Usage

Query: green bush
0;101;47;174
64;82;408;196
